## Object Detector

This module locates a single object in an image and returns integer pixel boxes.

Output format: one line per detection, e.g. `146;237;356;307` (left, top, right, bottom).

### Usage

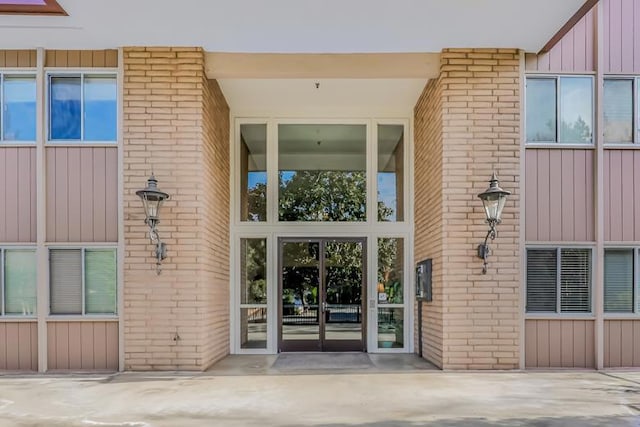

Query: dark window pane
526;78;556;142
50;76;81;140
378;124;404;221
604;249;634;313
604;79;633;143
3;76;36;141
240;239;267;304
559;77;593;144
526;249;557;312
49;249;82;314
84;76;117;141
240;124;267;221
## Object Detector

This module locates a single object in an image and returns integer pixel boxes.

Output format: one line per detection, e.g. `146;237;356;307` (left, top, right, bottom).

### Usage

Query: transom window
526;247;592;313
0;74;36;142
48;73;117;142
525;76;594;144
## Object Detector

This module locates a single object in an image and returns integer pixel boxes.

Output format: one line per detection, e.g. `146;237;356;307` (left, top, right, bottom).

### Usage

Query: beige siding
45;50;118;68
525;319;595;368
603;320;640;368
0;50;37;68
604;150;640;242
525;149;595;242
122;47;230;371
0;322;38;371
46;147;118;243
414;78;444;368
0;147;36;243
47;321;118;371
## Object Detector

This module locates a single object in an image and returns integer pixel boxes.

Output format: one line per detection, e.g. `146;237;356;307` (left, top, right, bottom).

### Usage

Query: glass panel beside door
279;238;366;352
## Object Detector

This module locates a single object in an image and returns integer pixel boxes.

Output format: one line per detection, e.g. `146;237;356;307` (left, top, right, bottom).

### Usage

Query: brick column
122;47;230;370
415;49;521;370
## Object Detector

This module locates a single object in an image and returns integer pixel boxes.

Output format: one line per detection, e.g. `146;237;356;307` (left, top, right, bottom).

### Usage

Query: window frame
525;246;594;315
0;71;37;145
525;74;595;146
48;246;118;317
603;247;640;315
0;246;37;317
45;71;118;144
603;76;640;146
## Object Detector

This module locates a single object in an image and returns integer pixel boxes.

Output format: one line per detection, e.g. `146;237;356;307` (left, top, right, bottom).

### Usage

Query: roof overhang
0;0;587;53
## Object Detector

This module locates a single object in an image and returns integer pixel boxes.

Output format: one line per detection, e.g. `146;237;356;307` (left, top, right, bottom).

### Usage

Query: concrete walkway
1;355;640;426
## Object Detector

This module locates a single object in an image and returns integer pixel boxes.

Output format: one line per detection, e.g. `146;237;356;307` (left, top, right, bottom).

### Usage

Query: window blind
84;249;117;314
604;249;634;313
50;249;82;314
526;249;558;312
4;250;36;315
560;248;591;313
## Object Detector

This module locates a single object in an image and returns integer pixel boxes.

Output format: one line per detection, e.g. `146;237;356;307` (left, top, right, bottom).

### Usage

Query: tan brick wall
415;49;521;370
122;47;230;370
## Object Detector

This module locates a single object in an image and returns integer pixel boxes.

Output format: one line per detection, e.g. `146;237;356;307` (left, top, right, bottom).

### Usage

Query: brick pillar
122;47;230;370
415;49;521;370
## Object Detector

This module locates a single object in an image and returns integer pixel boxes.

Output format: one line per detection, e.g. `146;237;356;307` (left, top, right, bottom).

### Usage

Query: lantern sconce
477;172;511;275
136;174;170;275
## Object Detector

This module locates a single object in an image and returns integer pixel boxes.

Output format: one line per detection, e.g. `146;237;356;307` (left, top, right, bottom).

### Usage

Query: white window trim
525;74;596;147
45;70;118;145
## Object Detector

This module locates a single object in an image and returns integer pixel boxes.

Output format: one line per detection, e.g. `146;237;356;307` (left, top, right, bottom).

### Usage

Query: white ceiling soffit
218;79;428;116
0;0;585;53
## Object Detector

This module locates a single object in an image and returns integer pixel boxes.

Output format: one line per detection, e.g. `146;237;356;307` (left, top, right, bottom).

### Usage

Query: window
239;238;267;349
377;124;404;222
526;76;593;144
526;248;592;313
239;124;267;222
602;77;640;144
604;248;637;313
49;248;117;315
377;238;404;348
48;74;117;142
1;74;36;142
1;248;36;316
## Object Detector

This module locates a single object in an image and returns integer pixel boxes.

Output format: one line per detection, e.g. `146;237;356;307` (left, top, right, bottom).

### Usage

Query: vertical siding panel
80;149;94;241
0;151;5;240
549;45;563;71
0;324;5;369
80;323;94;369
105;148;118;241
105;50;118;67
561;32;574;71
604;320;611;367
55;148;69;241
604;151;611;241
17;150;31;242
30;323;37;370
585;320;595;368
0;51;6;68
585;10;595;71
621;321;634;366
525;320;537;367
92;51;106;67
573;150;586;241
46;148;56;242
67;50;80;68
610;0;623;73
621;153;635;240
609;150;623;241
93;322;107;370
93;148;107;242
17;323;31;370
585;150;595;241
538;52;551;72
561;151;575;241
525;53;539;71
525;150;538;240
54;50;68;67
548;150;563;240
5;148;19;242
537;150;550;241
5;324;19;369
573;320;587;368
560;321;574;367
67;148;82;242
609;320;622;367
68;322;82;368
30;148;36;241
80;50;93;67
634;152;640;241
633;321;640;366
621;0;635;73
548;320;562;366
47;323;56;370
17;50;30;67
573;16;587;71
4;51;17;67
635;0;640;73
56;322;70;370
106;322;119;370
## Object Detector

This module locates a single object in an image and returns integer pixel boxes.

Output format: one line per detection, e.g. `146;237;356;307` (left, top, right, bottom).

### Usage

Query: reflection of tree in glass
247;181;267;221
244;240;266;304
559;117;591;143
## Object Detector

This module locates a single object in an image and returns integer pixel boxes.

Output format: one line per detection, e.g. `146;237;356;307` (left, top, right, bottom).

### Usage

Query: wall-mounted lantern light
477;172;510;274
136;174;170;274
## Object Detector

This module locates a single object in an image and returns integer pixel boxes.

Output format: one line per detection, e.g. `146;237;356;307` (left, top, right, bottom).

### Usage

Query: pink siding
525;319;595;368
47;321;118;371
0;322;38;371
525;8;595;72
525;149;594;242
0;148;36;243
603;0;640;73
604;320;640;367
46;147;118;243
604;150;640;241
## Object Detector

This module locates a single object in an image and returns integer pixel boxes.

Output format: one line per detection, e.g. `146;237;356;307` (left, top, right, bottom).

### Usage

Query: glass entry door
279;238;366;352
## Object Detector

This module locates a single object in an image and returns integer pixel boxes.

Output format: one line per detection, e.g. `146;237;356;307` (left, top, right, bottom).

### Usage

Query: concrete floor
1;354;640;426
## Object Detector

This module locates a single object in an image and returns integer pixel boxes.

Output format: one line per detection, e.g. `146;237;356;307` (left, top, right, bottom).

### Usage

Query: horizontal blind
526;249;557;312
50;249;82;314
560;248;591;313
85;249;117;314
4;250;37;315
604;249;633;313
